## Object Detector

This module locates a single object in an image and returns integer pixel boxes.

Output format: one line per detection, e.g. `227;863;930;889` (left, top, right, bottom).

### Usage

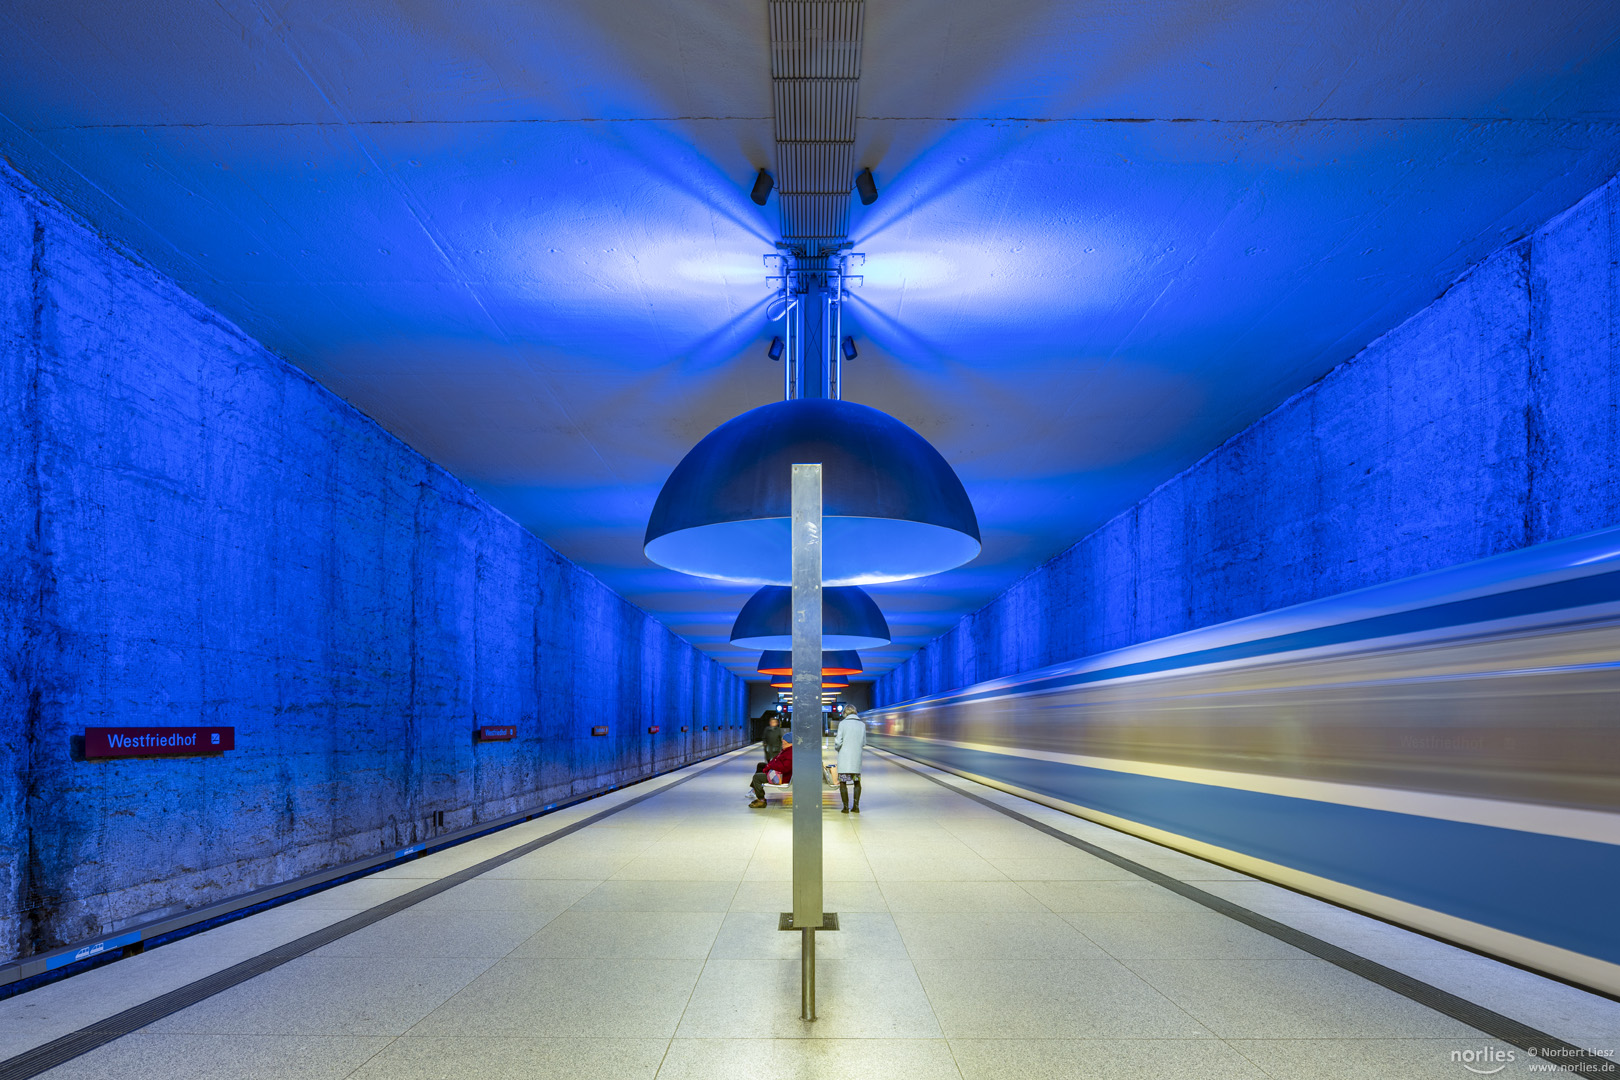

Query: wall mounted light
855;168;878;206
840;336;857;361
768;336;785;361
644;399;980;585
730;584;891;650
751;168;775;206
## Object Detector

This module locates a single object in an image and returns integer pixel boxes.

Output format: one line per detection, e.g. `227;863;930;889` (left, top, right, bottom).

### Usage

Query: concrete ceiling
4;1;1620;682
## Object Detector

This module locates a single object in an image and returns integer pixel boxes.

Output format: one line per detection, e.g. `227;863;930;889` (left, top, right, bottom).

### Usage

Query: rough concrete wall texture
0;164;42;971
0;162;747;966
880;172;1620;706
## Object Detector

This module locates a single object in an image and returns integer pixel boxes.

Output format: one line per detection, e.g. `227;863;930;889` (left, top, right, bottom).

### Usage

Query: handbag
823;764;839;787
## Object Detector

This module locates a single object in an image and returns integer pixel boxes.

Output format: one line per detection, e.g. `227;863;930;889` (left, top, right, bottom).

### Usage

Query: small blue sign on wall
47;931;141;970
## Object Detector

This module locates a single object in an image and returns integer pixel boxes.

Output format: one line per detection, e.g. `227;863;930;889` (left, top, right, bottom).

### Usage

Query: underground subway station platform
2;3;1620;1078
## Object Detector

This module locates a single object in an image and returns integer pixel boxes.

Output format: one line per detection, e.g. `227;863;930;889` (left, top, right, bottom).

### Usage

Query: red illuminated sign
84;727;234;759
647;726;660;734
477;725;516;742
591;725;609;736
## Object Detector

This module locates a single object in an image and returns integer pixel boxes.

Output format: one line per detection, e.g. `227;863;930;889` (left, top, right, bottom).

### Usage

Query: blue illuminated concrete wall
0;161;745;965
880;172;1620;705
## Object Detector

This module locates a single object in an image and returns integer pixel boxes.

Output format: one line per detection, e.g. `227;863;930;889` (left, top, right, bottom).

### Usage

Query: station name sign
477;725;517;742
84;727;235;759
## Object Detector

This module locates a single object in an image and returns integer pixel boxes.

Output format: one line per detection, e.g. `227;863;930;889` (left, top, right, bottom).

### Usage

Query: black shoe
851;806;860;814
840;807;849;813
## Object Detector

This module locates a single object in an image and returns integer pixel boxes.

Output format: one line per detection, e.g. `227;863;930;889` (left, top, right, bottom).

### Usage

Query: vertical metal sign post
791;463;824;1020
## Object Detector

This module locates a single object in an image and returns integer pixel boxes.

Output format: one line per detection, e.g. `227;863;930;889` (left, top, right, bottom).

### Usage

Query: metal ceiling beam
769;1;864;252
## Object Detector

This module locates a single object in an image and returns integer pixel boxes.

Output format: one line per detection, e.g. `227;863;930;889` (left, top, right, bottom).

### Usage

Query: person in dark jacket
761;711;784;762
749;744;793;808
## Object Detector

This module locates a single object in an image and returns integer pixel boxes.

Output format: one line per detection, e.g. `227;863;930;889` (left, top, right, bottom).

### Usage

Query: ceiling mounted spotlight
730;585;891;650
644;398;980;585
767;336;784;361
855;168;878;206
841;336;858;361
751;168;774;206
757;649;862;677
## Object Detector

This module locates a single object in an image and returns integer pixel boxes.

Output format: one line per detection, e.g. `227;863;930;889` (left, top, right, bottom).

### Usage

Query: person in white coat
833;708;867;814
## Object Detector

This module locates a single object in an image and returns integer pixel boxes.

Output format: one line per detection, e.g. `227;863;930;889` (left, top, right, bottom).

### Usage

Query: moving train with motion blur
869;527;1620;996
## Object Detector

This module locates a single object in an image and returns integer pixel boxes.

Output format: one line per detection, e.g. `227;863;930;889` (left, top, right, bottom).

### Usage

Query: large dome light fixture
644;398;980;585
757;650;862;676
730;585;891;650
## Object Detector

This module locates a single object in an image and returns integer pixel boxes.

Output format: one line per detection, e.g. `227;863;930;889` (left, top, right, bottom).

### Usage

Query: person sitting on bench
749;744;793;808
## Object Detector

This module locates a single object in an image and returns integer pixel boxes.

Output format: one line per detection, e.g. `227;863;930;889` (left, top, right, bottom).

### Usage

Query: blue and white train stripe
872;526;1620;995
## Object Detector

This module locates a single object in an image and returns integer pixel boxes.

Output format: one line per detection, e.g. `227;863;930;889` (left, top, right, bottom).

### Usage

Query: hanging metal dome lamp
641;252;972;586
645;398;979;586
757;649;863;677
730;585;890;651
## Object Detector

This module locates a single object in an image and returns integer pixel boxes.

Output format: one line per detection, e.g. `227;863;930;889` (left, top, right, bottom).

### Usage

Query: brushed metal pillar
791;462;823;1020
